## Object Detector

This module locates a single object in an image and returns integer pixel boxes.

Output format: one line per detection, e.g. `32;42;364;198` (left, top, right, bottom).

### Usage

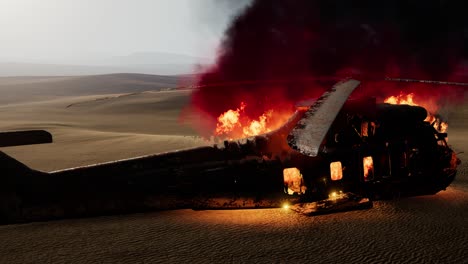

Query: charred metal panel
288;79;360;157
377;104;427;122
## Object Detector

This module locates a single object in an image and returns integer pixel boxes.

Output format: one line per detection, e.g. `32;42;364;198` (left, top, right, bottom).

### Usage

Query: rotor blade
0;130;53;148
287;79;360;157
385;78;468;87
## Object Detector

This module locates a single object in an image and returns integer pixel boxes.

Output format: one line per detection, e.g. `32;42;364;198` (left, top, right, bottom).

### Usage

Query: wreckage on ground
0;79;460;224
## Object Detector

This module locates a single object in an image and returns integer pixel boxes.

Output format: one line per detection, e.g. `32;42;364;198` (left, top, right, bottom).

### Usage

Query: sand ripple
0;186;467;264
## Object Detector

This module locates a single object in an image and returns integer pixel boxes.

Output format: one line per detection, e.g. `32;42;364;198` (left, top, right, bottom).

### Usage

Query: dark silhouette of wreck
0;80;459;224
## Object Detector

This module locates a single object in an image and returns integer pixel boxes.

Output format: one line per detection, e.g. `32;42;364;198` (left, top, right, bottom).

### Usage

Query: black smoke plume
188;0;467;135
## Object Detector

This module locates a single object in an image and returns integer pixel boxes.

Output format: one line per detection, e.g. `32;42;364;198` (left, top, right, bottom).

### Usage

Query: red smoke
185;0;467;137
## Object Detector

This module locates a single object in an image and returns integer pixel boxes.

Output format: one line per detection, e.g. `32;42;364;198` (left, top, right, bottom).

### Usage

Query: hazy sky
0;0;250;63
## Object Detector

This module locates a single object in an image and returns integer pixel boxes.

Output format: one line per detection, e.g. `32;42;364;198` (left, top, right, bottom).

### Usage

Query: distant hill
0;52;211;76
105;52;211;66
0;62;203;77
0;73;193;104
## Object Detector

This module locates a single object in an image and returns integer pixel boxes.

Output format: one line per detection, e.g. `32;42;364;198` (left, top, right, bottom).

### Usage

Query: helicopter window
402;152;408;167
361;122;369;137
330;161;343;181
283;168;307;195
437;139;447;147
363;156;374;181
370;122;376;136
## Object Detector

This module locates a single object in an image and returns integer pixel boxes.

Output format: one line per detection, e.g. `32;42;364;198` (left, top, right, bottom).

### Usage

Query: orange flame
215;102;245;135
384;92;448;133
363;156;374;181
384;93;417;106
215;102;292;139
242;111;272;137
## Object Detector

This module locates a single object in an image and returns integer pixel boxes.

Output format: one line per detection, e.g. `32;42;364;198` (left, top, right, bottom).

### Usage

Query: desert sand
0;75;466;263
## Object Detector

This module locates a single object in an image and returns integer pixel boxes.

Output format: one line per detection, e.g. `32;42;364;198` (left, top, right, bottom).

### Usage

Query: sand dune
0;89;205;171
0;79;466;263
0;190;466;263
0;73;185;104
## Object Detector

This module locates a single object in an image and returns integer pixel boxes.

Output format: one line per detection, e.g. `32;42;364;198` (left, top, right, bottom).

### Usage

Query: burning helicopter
0;79;460;224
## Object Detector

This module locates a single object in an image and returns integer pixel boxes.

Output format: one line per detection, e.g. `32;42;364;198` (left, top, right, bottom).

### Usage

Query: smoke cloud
187;0;467;135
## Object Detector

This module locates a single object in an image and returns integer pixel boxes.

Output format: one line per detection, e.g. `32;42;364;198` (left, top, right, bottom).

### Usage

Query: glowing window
283;168;307;195
370;122;376;136
361;122;369;137
330;161;343;181
363;156;374;181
